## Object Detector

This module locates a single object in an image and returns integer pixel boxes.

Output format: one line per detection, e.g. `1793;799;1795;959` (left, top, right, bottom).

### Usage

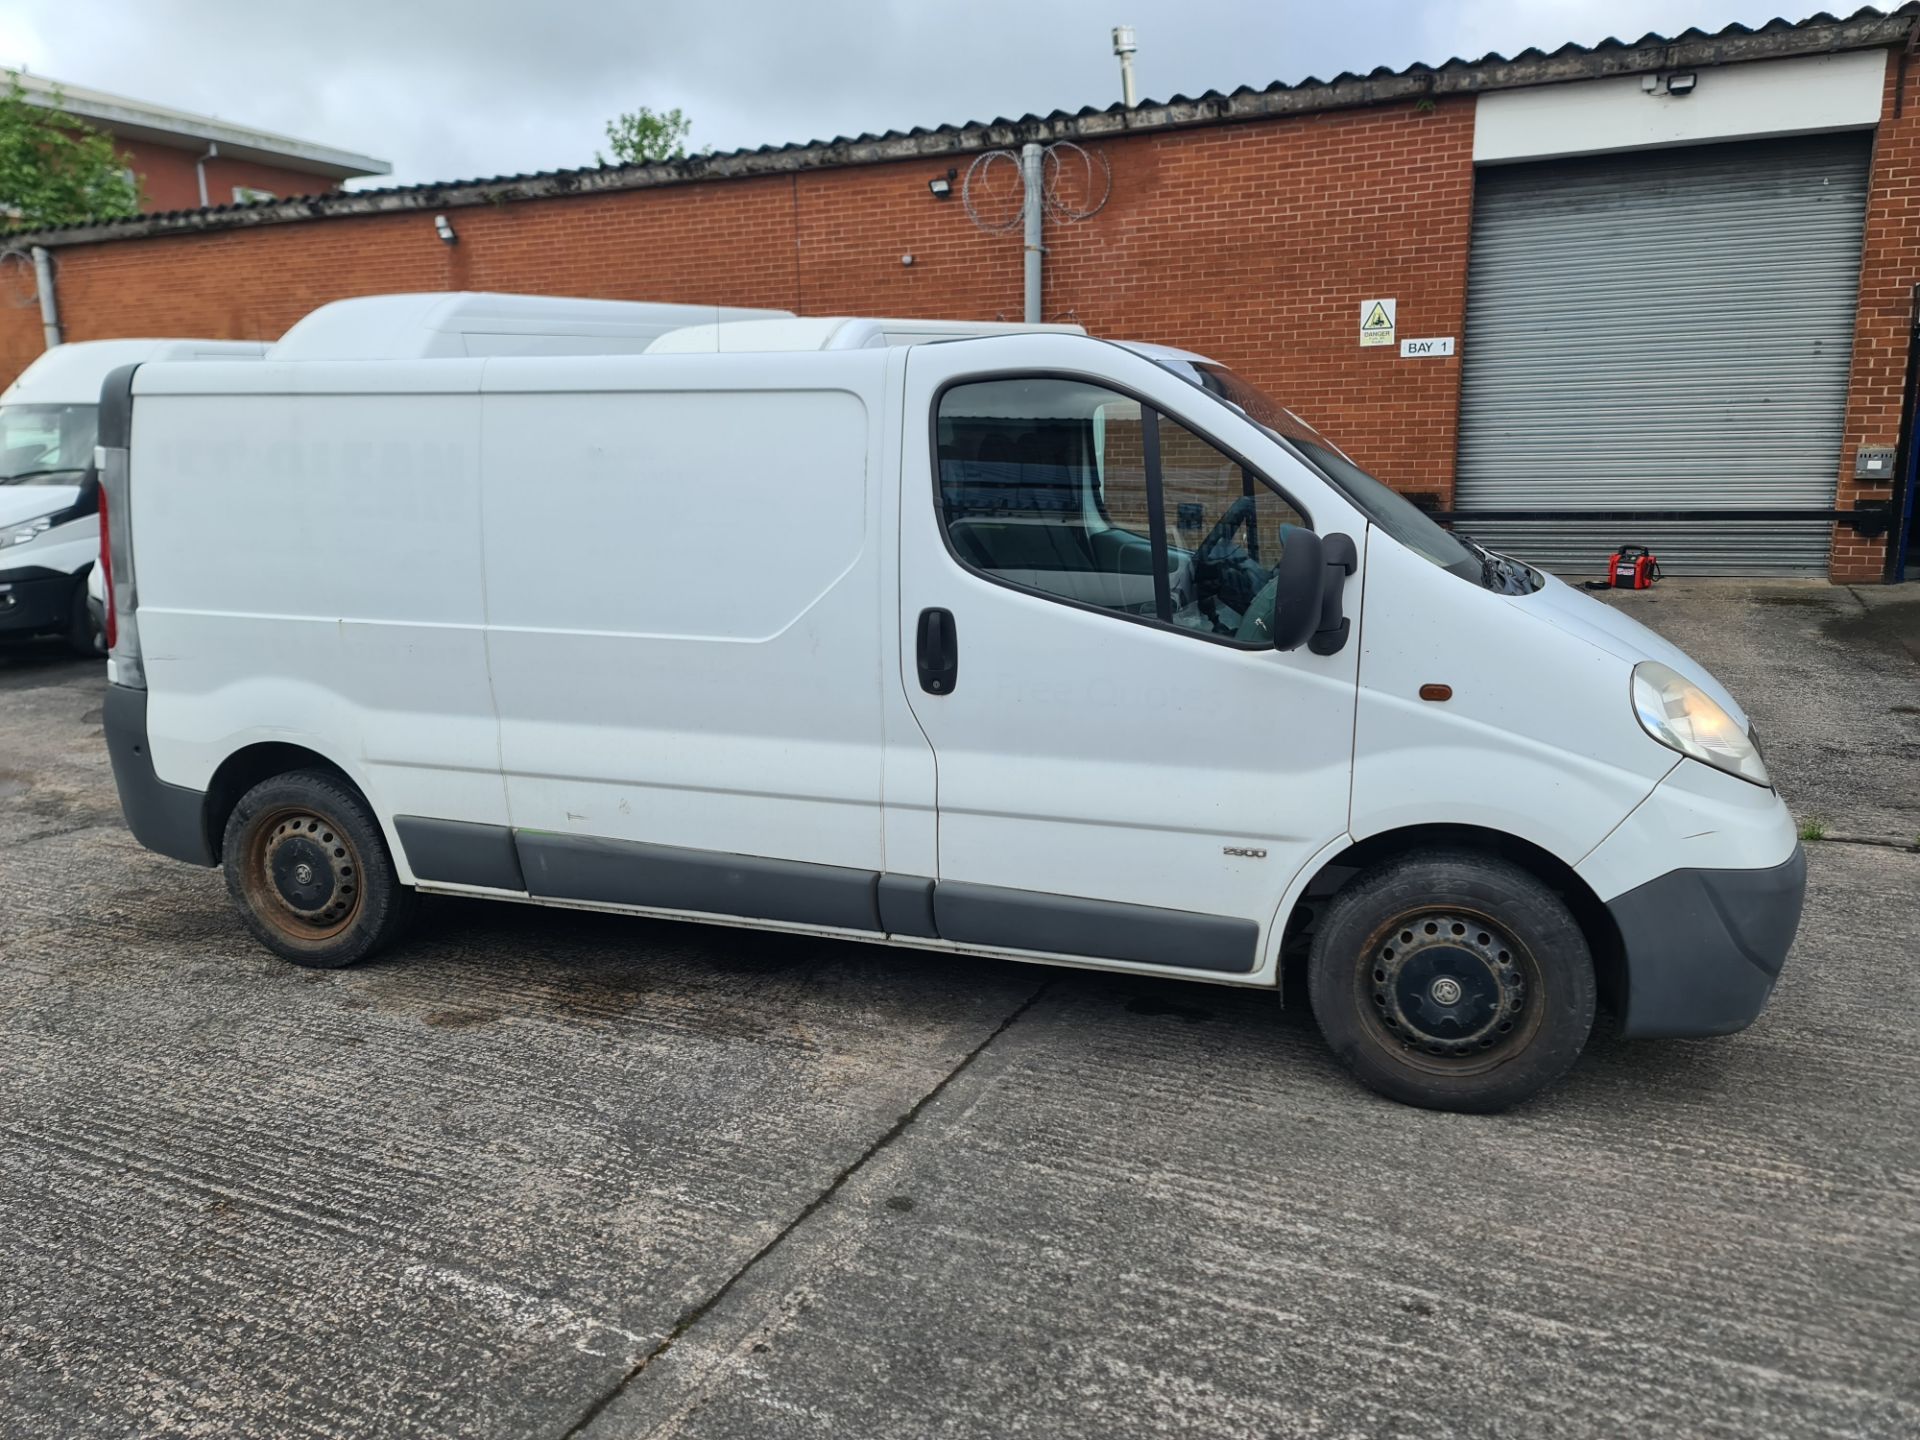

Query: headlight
1631;660;1769;787
0;513;57;551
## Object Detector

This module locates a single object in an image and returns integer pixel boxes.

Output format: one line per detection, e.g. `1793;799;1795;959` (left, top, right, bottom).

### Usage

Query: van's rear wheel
222;770;412;968
1307;851;1595;1113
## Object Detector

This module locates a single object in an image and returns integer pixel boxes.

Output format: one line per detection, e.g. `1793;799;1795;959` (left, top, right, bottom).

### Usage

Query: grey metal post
30;247;62;349
1021;142;1044;324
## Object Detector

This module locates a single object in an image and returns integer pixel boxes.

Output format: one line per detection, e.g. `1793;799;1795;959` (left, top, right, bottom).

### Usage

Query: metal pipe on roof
1021;142;1044;324
30;247;61;349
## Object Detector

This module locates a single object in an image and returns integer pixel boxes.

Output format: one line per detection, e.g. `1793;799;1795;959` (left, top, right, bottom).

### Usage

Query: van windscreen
0;403;99;484
1152;359;1538;594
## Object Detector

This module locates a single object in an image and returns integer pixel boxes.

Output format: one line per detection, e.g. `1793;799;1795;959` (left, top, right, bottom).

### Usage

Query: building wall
115;138;349;211
1833;57;1920;582
1;71;1910;579
788;102;1479;502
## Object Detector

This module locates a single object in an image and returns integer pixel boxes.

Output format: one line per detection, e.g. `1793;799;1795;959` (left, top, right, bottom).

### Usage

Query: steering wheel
1187;494;1263;622
1192;495;1257;583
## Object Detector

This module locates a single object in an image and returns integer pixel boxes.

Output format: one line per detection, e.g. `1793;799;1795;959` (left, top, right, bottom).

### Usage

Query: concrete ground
1;582;1915;1440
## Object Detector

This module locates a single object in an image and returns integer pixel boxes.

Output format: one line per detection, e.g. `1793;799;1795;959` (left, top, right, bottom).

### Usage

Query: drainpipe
195;142;218;208
30;246;61;349
1021;142;1044;323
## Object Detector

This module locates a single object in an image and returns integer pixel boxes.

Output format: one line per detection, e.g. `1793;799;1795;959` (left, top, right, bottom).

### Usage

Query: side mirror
1266;525;1325;651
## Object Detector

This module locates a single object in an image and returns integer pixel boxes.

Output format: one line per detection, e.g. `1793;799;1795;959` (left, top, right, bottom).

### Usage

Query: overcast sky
2;0;1806;187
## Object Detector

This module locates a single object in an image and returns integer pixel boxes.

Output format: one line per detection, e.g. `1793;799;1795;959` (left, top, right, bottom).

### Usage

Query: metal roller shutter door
1453;135;1872;575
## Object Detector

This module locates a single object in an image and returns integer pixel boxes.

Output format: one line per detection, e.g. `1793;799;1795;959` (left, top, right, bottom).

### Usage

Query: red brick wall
1042;109;1476;505
116;138;352;212
0;96;1478;506
1832;60;1918;582
790;102;1478;500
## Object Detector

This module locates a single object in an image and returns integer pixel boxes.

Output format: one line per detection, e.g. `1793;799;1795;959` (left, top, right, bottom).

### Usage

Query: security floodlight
433;214;457;243
928;170;956;199
1666;72;1696;96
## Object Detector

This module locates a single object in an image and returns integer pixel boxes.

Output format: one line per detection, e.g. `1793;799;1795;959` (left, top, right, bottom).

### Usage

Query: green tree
597;106;691;166
0;72;142;229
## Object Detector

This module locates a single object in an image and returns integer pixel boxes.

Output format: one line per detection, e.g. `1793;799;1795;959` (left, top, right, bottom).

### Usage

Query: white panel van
99;296;1805;1112
0;339;266;653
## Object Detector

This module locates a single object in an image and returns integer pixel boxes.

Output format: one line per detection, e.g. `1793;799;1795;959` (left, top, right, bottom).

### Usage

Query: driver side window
935;378;1305;646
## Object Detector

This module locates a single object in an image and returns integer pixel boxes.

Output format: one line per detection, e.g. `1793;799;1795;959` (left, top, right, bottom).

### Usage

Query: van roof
267;292;796;362
1;338;269;406
263;292;1087;363
644;316;1087;354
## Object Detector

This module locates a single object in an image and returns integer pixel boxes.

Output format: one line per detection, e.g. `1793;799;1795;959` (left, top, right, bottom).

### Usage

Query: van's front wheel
222;770;413;968
1307;851;1595;1113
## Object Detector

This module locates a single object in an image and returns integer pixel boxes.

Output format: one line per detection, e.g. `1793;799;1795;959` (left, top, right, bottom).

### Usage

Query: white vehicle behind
1;339;266;654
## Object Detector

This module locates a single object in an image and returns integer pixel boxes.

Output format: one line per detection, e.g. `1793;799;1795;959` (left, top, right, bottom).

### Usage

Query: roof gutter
8;7;1914;249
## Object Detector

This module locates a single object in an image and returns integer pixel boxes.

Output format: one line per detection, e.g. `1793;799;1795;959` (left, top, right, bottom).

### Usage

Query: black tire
221;769;413;968
1307;850;1595;1113
66;573;105;658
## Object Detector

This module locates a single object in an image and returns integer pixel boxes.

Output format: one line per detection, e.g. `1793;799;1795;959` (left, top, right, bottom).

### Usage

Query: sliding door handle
916;607;958;695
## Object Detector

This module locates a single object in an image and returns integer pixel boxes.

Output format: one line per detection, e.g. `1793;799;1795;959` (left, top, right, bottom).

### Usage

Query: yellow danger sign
1360;298;1396;347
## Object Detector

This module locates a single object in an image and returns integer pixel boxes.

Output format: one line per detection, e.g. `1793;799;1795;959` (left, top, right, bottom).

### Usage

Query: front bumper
1607;844;1807;1038
0;569;71;638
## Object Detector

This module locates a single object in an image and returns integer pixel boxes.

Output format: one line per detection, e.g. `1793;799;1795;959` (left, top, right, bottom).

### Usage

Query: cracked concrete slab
577;842;1920;1440
2;899;1040;1438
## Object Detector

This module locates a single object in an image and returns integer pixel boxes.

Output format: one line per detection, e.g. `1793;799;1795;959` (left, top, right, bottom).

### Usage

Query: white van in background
99;294;1805;1112
1;339;266;654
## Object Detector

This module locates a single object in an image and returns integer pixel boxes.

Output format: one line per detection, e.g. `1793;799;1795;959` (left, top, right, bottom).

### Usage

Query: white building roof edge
8;70;391;179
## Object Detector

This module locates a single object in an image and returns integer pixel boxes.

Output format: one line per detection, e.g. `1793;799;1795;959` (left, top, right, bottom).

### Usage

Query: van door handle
917;608;958;695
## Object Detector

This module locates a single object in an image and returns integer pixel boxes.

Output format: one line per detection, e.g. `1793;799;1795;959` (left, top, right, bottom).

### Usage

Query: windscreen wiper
1456;531;1533;595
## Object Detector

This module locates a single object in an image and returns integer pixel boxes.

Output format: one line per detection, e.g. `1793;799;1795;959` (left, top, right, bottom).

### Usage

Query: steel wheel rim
241;807;364;943
1353;906;1544;1077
